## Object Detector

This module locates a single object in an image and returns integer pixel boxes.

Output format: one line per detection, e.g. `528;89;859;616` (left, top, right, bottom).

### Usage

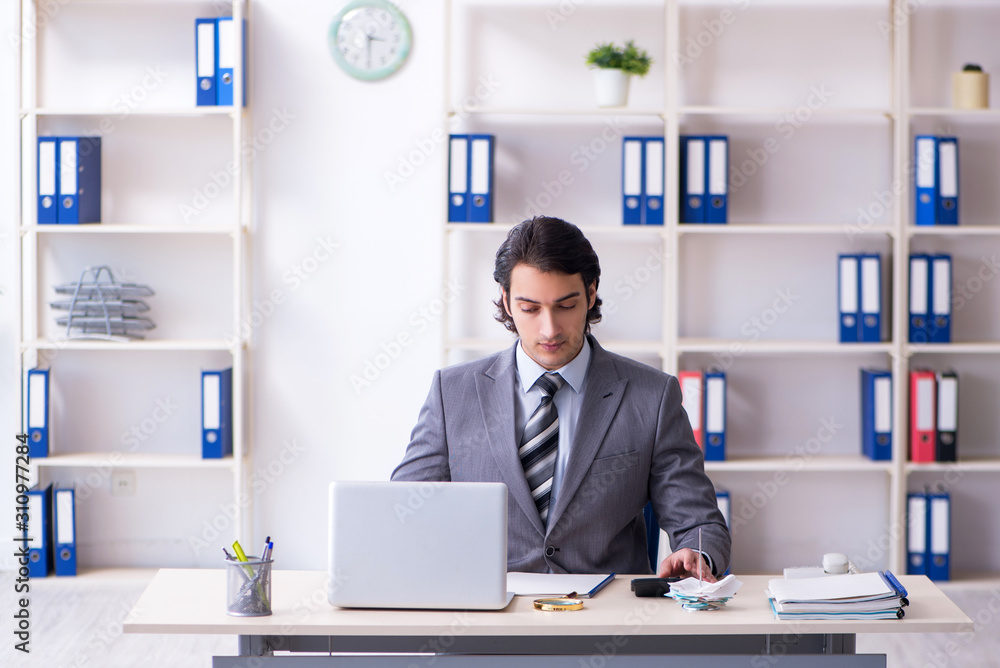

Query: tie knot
535;373;565;398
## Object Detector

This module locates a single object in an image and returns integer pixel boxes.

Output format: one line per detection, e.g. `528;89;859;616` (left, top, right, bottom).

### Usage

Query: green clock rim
328;0;412;82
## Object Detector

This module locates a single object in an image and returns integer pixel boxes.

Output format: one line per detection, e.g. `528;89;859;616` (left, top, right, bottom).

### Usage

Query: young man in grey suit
393;216;730;579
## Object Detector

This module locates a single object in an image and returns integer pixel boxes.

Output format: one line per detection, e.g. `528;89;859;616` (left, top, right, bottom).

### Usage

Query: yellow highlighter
232;541;249;562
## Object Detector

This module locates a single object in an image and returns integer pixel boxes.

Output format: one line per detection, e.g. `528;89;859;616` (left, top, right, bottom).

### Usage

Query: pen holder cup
225;558;273;617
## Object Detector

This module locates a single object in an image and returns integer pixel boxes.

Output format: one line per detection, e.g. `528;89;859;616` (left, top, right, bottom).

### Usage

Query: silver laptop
328;480;514;610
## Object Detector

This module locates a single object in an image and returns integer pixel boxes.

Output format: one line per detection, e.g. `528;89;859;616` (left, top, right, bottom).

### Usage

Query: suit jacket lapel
476;342;547;537
547;337;627;532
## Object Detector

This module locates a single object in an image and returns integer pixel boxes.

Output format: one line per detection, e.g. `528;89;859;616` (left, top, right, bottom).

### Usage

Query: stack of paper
665;574;743;611
767;571;908;620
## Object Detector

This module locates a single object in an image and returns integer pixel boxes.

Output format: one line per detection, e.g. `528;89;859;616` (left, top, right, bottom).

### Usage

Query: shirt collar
515;337;591;395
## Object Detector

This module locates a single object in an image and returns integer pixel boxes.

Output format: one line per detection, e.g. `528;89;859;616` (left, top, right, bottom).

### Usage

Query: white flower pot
593;68;631;107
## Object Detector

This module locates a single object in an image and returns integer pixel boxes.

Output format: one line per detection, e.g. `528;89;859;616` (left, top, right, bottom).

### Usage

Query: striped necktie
519;373;566;524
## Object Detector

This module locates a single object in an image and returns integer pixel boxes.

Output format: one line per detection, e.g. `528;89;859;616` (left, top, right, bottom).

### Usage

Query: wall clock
328;0;412;81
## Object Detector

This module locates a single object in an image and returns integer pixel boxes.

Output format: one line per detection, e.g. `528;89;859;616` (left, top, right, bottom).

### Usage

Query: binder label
203;374;221;430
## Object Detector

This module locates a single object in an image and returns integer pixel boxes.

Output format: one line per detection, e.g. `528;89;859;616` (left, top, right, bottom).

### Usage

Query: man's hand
657;548;716;582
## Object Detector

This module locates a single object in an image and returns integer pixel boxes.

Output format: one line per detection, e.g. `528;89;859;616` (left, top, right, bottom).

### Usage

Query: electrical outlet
111;470;136;496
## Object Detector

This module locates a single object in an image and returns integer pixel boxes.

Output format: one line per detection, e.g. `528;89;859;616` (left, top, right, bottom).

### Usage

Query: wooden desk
124;570;972;668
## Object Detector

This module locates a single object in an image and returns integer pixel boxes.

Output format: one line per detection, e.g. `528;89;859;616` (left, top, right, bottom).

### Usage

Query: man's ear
501;288;512;317
587;282;597;309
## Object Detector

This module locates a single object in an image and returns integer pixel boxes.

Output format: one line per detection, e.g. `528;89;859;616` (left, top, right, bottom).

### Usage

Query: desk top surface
123;570;973;637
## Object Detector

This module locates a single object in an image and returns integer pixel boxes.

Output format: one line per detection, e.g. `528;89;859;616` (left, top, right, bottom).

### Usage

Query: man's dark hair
493;216;602;334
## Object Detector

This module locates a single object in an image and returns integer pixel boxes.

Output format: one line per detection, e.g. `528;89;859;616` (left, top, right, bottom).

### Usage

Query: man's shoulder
592;340;675;387
438;346;513;385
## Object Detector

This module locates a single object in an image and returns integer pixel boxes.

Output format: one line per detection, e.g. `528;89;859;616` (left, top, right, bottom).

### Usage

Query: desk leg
239;634;274;657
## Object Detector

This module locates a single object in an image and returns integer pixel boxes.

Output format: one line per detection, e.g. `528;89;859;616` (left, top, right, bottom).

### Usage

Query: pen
222;547;235;561
698;527;703;581
260;535;271;561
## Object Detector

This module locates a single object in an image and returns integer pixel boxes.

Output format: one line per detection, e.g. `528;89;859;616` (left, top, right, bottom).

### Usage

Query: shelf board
706;455;891;473
909;107;1000;119
908;225;1000;236
907;342;1000;355
22;224;240;235
677;339;893;355
678;223;894;236
22;339;238;352
450;107;665;118
680;106;892;118
446;222;665;236
34;452;235;470
28;107;238;118
906;458;1000;473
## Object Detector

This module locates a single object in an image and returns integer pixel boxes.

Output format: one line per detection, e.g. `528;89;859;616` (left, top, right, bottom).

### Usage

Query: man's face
502;264;596;371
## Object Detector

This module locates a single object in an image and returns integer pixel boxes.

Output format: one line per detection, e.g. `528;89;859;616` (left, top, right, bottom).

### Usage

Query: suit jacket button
545;546;556;557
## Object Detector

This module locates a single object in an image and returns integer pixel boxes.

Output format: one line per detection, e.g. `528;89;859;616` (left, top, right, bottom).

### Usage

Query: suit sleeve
391;370;452;482
649;375;731;575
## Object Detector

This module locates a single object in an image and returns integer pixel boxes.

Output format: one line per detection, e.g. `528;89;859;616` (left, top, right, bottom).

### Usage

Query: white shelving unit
443;0;1000;578
16;0;254;568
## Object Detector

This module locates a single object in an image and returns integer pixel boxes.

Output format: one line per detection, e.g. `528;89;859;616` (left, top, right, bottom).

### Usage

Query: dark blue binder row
25;483;77;577
195;18;247;107
838;253;883;343
202;368;234;459
914;135;959;226
907;490;950;581
860;368;892;461
448;134;494;223
908;253;952;343
36;137;101;225
622;136;664;225
680;135;728;224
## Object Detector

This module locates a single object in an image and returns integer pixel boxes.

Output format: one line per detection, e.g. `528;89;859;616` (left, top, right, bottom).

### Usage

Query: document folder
927;491;950;581
202;368;233;458
906;492;927;575
706;136;728;224
680;136;706;223
53;486;77;576
26;484;53;578
909;370;936;463
859;253;882;342
621;137;643;225
678;370;704;449
448;135;469;222
716;489;731;528
914;135;937;226
703;371;726;461
468;134;494;223
936;137;959;226
838;254;859;343
908;254;929;343
216;18;247;107
935;371;958;462
58;137;101;225
37;138;58;224
195;18;217;105
860;368;892;461
26;368;49;458
643;137;665;225
929;254;952;343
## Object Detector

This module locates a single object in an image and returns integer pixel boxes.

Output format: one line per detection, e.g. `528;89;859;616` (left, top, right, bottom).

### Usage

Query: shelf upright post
441;0;454;368
889;0;913;576
663;0;680;376
229;0;252;549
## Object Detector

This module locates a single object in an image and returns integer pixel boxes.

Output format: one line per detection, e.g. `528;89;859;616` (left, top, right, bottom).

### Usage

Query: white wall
2;0;999;575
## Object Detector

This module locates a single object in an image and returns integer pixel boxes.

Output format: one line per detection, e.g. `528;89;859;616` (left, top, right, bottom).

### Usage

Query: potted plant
585;40;652;107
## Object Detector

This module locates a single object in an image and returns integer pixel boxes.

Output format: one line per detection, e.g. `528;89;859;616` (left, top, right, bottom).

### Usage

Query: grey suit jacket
391;335;731;575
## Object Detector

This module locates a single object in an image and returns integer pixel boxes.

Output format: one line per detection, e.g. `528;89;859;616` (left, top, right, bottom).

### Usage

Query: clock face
328;0;412;81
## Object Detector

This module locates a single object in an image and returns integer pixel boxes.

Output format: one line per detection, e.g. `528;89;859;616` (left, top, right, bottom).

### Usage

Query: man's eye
520;307;538;314
559;304;576;310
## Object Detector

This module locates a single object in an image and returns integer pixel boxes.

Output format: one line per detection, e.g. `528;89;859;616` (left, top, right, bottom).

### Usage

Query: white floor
2;569;999;667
